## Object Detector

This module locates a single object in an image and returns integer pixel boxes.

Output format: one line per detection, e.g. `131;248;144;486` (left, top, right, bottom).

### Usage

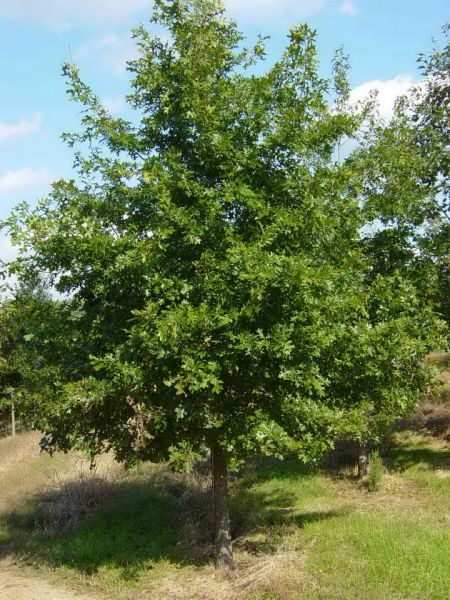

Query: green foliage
367;450;383;492
413;25;450;329
352;24;449;331
1;1;445;470
0;292;36;415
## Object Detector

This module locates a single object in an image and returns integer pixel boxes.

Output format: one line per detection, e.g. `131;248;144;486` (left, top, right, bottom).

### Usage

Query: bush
367;451;383;492
412;402;450;436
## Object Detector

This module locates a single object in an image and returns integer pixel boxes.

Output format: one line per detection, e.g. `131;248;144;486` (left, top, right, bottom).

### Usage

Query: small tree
3;0;444;568
0;296;29;435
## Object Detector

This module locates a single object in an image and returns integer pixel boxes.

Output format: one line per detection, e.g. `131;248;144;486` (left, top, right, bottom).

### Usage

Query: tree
351;25;449;331
413;24;450;329
3;0;444;568
0;286;68;434
0;295;30;435
339;27;450;475
0;299;23;415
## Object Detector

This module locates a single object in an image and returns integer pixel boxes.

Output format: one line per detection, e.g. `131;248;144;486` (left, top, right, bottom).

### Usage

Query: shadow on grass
0;479;183;578
229;456;348;545
240;455;317;483
386;444;450;473
0;456;346;580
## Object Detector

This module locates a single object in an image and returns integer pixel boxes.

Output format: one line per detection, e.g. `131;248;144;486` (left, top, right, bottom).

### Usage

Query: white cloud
75;34;137;73
103;97;125;114
224;0;327;21
340;1;358;16
76;34;119;59
0;0;150;29
0;114;42;143
0;235;17;264
0;236;18;297
350;74;414;120
0;168;55;194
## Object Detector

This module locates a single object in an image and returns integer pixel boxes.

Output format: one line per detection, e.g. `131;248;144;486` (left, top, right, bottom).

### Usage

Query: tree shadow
0;478;184;578
240;455;316;483
386;445;450;473
230;456;349;548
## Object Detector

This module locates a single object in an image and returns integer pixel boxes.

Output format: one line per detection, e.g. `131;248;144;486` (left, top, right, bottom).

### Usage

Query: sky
0;0;448;263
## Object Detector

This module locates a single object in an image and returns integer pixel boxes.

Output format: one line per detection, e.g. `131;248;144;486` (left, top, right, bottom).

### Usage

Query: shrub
367;451;383;492
412;401;450;436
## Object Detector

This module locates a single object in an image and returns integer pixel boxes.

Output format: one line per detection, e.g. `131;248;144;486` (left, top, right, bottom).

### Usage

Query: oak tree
3;0;444;567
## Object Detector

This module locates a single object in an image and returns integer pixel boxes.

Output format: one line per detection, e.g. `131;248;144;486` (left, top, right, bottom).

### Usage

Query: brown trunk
211;442;235;571
358;439;368;479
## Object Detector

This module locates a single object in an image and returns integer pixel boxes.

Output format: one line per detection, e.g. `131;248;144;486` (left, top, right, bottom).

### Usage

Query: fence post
11;400;16;437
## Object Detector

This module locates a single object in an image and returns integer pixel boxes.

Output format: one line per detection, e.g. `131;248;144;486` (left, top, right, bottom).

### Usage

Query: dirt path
0;565;98;600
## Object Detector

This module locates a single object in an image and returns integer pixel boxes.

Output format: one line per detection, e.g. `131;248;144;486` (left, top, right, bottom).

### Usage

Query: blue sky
0;0;448;261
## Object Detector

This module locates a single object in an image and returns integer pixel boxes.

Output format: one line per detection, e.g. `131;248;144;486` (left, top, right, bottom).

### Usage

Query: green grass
38;485;178;578
1;432;449;600
387;432;450;512
302;513;449;600
388;432;450;472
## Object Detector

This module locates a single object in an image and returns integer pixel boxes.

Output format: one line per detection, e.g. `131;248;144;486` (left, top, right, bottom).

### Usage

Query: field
1;423;449;600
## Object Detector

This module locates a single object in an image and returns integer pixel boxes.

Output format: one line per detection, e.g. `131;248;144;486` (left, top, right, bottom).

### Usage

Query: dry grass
34;458;123;535
398;351;450;439
0;431;42;477
426;351;450;371
436;370;450;406
139;542;307;600
0;432;124;537
426;351;450;408
411;401;450;437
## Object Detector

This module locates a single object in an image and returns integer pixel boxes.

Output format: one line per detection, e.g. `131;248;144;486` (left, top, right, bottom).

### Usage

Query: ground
0;421;448;600
0;567;97;600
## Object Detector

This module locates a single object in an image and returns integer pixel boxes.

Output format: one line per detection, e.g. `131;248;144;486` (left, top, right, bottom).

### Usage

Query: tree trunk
358;439;368;479
211;442;235;571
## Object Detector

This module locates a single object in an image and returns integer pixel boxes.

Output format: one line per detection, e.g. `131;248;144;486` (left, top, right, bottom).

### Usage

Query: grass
427;350;450;407
302;513;449;600
34;484;178;576
427;351;450;372
0;431;449;600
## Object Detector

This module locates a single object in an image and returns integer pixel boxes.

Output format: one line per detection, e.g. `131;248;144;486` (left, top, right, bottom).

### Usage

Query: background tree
0;299;23;434
413;24;449;329
352;24;449;330
3;0;444;568
340;26;449;475
0;286;70;434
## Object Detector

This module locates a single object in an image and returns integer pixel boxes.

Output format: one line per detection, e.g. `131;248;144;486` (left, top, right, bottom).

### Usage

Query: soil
0;565;98;600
